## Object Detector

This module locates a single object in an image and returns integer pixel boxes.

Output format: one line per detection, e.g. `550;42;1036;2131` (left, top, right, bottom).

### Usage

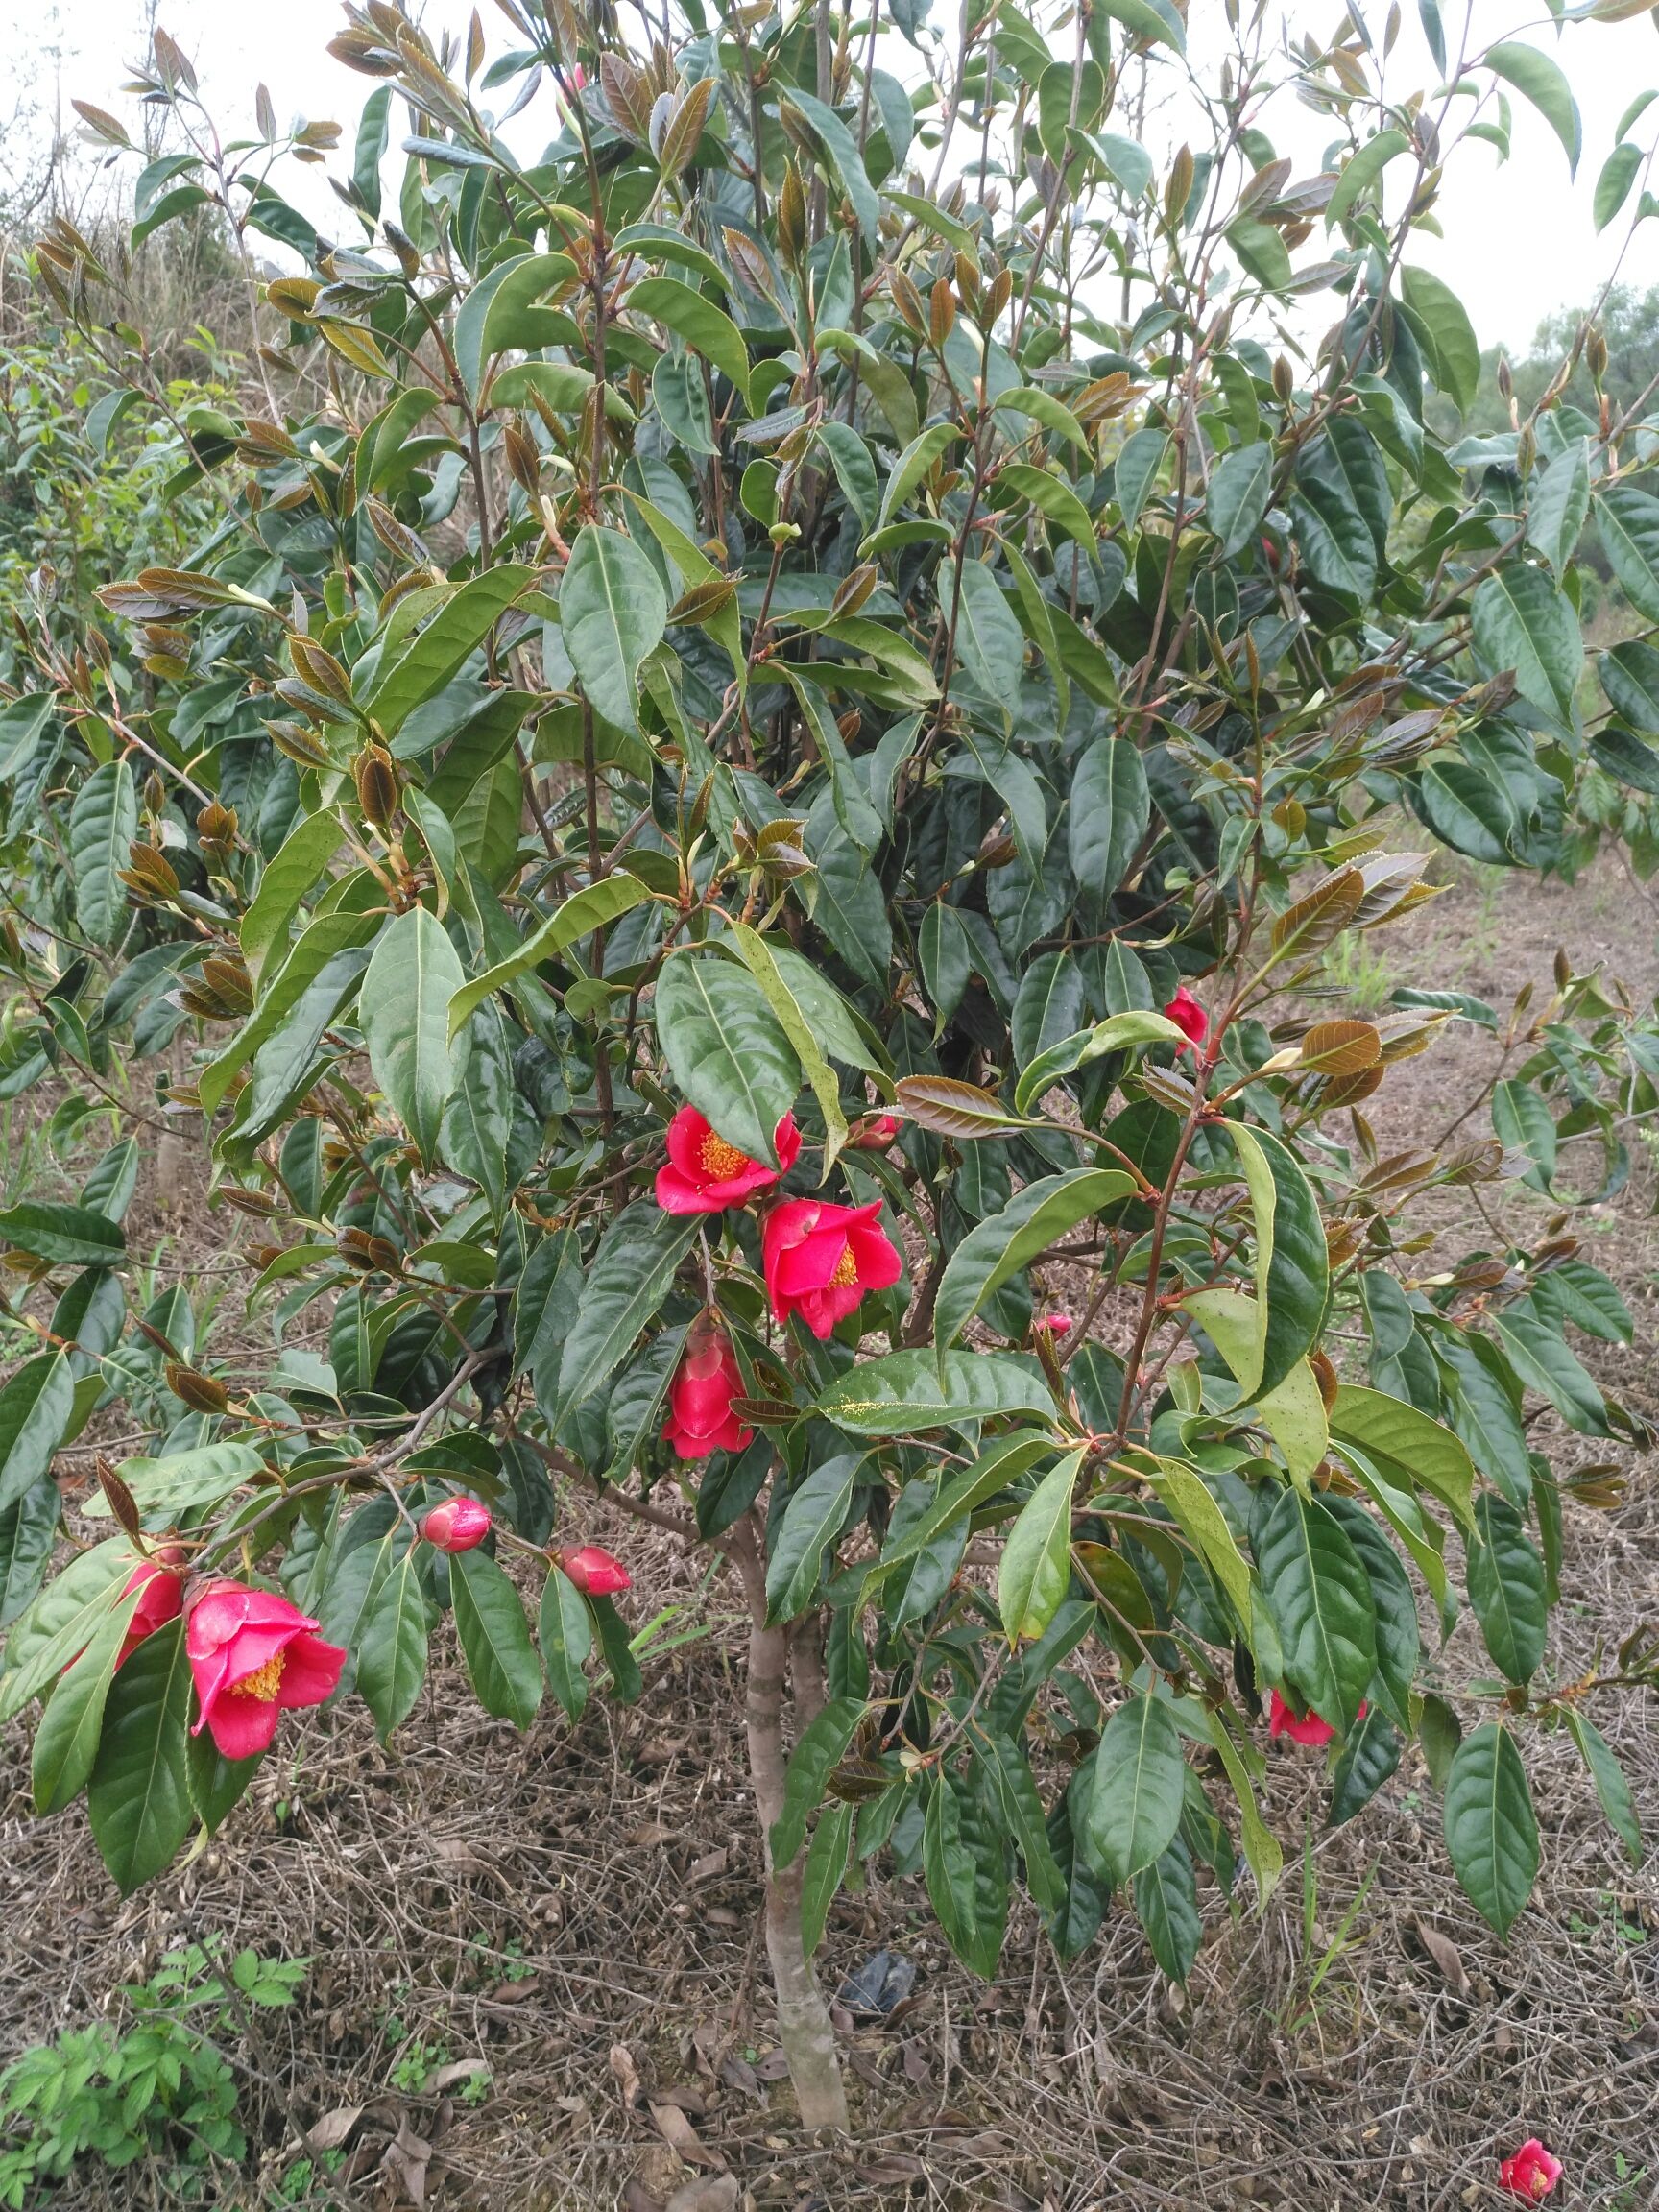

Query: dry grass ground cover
2;855;1657;2212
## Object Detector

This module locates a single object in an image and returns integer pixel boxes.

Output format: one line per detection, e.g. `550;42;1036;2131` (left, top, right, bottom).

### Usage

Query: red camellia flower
654;1105;802;1214
762;1197;902;1340
419;1496;492;1553
558;1545;632;1596
1034;1311;1073;1341
185;1579;346;1762
1268;1689;1366;1746
1164;985;1209;1052
847;1112;902;1151
115;1551;185;1670
663;1319;752;1460
1499;2141;1563;2200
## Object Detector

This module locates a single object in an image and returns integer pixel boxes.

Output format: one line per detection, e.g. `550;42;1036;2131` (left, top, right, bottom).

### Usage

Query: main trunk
735;1528;849;2132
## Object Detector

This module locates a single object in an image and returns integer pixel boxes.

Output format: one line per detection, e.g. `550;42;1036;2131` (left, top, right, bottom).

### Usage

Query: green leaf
1444;1722;1538;1936
0;1204;126;1270
1100;0;1184;51
185;1729;262;1837
1492;1303;1608;1434
1398;265;1480;413
446;875;652;1038
1330;1382;1476;1528
0;1542;135;1724
626;275;751;399
766;1455;859;1621
1329;1708;1403;1828
1257;1488;1376;1732
554;1204;696;1420
539;1566;593;1721
0;1471;60;1626
88;1441;268;1526
1231;1124;1329;1399
441;1002;517;1224
954;559;1025;715
992;385;1091;455
365;565;534;735
453;252;578;400
449;1549;542;1730
1113;426;1166;528
935;1170;1131;1348
1527;438;1589;575
1564;1708;1642;1865
779;87;880;235
799;1800;854;1957
1594;138;1644;231
878;1434;1055;1573
1013;1010;1183;1116
876;422;960;532
1596;485;1659;623
86;1619;194;1895
0;1351;73;1515
1599;639;1659;733
729;923;849;1172
1492;1078;1556;1191
1134;1839;1201;1982
1467;1494;1548;1686
1087;1693;1186;1887
69;758;137;947
998;1449;1082;1643
813;1350;1055;1435
924;1767;1008;1978
999;462;1096;549
771;1695;864;1867
1323;1495;1420;1726
654;953;801;1167
239;811;346;985
1325;127;1411;228
558;525;668;737
1068;736;1149;911
361;907;463;1167
1206;439;1273;558
1485;40;1581;174
1148;1457;1255;1622
589;1592;642;1703
1471;565;1582;724
980;1729;1066;1913
357;1551;434;1741
32;1591;138;1815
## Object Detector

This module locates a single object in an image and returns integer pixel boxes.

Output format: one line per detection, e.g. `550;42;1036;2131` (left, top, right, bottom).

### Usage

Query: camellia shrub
3;0;1659;2132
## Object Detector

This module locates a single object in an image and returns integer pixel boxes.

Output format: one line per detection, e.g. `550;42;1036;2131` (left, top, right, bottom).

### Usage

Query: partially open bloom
1164;985;1208;1052
1033;1311;1072;1343
1268;1689;1366;1746
848;1113;902;1151
654;1106;801;1214
557;1545;632;1597
762;1197;902;1340
115;1551;185;1670
1499;2142;1562;2200
185;1579;345;1761
663;1318;752;1460
419;1496;492;1553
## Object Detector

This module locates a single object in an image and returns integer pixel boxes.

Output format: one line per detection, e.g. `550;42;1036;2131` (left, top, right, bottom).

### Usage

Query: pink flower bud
558;1545;632;1597
1163;985;1209;1051
419;1497;493;1553
1034;1311;1072;1341
848;1113;902;1151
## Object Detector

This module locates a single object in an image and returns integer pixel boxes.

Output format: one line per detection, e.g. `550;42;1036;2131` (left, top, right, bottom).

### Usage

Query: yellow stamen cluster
699;1131;750;1180
230;1649;287;1702
829;1245;859;1288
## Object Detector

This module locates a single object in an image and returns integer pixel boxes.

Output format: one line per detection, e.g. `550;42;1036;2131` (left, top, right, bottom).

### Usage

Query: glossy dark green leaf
935;1171;1131;1349
554;1204;696;1420
1133;1837;1201;1982
1444;1722;1538;1936
361;906;464;1166
86;1619;194;1895
69;757;136;946
1068;737;1149;910
539;1565;593;1721
357;1550;435;1740
0;1351;73;1516
560;524;668;736
771;1695;864;1867
654;952;801;1166
766;1455;859;1621
1468;1494;1549;1686
1564;1709;1642;1865
1087;1693;1186;1887
813;1350;1054;1435
450;1549;543;1729
1329;1708;1402;1829
1258;1488;1376;1733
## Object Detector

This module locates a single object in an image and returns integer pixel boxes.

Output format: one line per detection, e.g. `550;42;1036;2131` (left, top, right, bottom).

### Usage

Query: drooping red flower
115;1552;185;1670
663;1318;752;1460
1268;1689;1366;1746
1034;1311;1073;1341
762;1197;902;1340
185;1579;345;1762
1498;2141;1562;2201
847;1113;902;1151
1164;985;1208;1052
654;1106;802;1214
419;1496;492;1553
557;1545;632;1597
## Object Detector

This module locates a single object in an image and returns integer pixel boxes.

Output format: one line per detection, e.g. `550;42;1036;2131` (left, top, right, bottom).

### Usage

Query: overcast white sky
12;0;1659;354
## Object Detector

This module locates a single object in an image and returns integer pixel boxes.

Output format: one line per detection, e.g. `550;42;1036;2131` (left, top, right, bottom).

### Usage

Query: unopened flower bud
419;1496;493;1552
